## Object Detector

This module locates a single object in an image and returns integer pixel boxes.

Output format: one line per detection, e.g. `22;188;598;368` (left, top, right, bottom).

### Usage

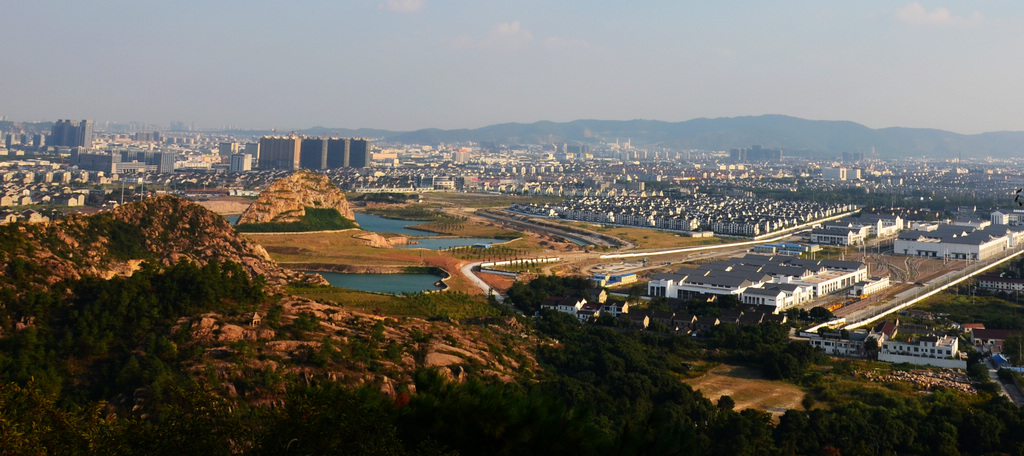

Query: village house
878;335;967;369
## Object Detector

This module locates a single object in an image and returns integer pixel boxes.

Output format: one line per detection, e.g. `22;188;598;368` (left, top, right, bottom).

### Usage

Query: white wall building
649;255;866;313
878;335;966;369
894;225;1024;261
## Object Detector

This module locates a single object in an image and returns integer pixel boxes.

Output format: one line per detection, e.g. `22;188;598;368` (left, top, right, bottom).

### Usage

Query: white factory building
648;254;868;313
894;224;1024;261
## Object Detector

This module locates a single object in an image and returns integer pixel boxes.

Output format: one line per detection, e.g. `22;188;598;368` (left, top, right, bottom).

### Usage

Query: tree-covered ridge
5;251;1024;453
5;302;1024;454
0;260;265;405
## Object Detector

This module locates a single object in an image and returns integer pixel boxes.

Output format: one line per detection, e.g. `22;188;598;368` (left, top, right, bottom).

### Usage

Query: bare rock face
238;170;356;225
0;195;291;296
354;232;410;248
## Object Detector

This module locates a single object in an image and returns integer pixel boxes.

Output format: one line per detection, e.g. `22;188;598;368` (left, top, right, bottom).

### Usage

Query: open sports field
684;364;807;420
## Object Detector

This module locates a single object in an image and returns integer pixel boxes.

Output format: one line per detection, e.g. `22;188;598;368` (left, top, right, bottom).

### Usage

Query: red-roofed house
971;328;1024;353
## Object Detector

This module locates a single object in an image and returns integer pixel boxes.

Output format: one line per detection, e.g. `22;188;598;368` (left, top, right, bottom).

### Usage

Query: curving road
461;261;504;302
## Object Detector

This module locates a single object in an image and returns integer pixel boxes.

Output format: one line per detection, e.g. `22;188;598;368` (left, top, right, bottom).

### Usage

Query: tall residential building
349;138;371;168
230;153;252;172
258;135;301;170
300;138;327;170
822;168;848;181
730;144;782;162
219;142;238;163
50;119;93;149
326;138;350;168
243;142;260;163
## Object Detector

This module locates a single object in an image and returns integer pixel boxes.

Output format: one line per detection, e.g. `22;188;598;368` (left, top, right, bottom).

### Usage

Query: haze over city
3;1;1022;134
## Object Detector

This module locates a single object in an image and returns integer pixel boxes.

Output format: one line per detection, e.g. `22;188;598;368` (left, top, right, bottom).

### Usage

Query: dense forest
4;268;1024;454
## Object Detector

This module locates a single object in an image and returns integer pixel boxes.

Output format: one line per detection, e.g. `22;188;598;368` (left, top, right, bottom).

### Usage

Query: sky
1;1;1022;134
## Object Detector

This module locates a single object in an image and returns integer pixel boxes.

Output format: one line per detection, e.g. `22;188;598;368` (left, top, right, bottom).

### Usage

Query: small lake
354;213;433;237
356;212;509;250
225;215;240;226
307;271;444;294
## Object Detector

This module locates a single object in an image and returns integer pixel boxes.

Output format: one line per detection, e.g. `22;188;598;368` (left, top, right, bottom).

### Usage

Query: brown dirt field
477;273;516;294
684;364;807;420
194;196;253;214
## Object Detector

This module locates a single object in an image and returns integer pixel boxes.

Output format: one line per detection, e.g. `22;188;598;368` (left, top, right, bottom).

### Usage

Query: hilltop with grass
236;170;358;232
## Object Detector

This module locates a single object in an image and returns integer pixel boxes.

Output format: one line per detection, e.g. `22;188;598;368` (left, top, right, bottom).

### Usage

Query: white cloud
893;2;981;26
383;0;426;14
451;21;533;51
543;36;589;51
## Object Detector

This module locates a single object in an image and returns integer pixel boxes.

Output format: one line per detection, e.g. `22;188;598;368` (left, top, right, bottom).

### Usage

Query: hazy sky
2;1;1021;134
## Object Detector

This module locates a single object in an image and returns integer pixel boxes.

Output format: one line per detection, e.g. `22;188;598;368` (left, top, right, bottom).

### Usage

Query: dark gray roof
820;259;865;270
744;287;786;297
683;275;753;288
651;272;689;281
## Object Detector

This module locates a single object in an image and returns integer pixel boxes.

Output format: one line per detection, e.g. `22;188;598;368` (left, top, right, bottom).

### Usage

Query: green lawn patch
235;207;357;233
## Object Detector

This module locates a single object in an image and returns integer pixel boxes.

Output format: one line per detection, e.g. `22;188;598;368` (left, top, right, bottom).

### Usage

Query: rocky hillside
0;195;306;296
238;170;356;225
185;294;537;408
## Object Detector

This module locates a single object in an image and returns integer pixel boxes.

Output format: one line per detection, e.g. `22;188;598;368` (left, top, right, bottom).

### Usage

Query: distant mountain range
7;115;1023;158
290;115;1024;159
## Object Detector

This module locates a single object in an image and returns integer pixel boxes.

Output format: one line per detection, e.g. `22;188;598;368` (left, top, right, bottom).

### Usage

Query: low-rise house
878;335;966;369
599;300;629;317
719;309;743;324
585;288;608;304
978;274;1024;293
626;312;650;329
738;312;764;325
694;316;720;332
576;303;602;322
970;328;1024;354
809;329;885;358
674;314;697;331
540;295;587;315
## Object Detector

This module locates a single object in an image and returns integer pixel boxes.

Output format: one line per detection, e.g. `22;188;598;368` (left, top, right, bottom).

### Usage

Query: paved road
987;357;1024;405
460;261;504;302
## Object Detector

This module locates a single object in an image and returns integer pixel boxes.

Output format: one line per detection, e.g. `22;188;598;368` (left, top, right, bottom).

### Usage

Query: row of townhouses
510;196;853;237
539;290;786;333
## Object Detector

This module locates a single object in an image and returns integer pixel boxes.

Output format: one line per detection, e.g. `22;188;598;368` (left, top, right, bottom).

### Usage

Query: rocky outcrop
238;170;356;225
354;232;410;248
0;195;298;295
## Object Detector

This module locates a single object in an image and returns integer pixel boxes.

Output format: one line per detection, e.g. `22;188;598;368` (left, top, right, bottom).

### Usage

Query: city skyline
2;1;1023;134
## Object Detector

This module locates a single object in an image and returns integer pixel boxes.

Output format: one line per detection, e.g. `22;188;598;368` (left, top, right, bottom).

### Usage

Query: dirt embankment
193;197;253;215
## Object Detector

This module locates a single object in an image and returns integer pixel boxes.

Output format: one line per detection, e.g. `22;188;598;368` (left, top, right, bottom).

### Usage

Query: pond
353;213;433;237
225;215;240;226
356;212;510;250
306;271;444;294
